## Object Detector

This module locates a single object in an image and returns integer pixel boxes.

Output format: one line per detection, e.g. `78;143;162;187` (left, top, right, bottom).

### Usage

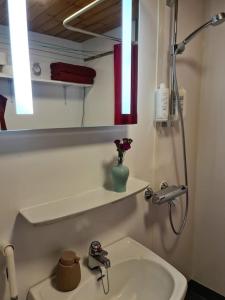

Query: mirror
0;0;139;131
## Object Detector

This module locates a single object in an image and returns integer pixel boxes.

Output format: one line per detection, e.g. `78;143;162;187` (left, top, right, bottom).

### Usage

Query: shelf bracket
63;85;68;105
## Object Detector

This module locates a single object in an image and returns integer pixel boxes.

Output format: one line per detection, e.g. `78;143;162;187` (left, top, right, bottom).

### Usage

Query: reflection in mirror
0;0;139;131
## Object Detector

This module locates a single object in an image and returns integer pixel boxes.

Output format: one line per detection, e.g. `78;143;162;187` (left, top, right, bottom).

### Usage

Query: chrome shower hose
169;50;189;235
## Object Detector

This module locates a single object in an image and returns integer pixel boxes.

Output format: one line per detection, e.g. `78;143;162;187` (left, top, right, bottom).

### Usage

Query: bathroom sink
28;237;187;300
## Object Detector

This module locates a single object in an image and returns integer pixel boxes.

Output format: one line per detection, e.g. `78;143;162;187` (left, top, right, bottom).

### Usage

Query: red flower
114;139;120;145
114;138;132;152
113;138;133;164
121;143;131;151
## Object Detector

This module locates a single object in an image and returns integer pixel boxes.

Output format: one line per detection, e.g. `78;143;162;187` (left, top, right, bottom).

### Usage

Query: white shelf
19;177;149;226
0;73;13;79
32;78;93;87
0;73;93;88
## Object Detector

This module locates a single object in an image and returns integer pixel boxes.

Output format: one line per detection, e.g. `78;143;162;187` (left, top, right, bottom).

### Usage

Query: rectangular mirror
0;0;139;131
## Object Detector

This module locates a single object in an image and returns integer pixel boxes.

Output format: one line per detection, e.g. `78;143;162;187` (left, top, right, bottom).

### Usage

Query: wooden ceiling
0;0;138;43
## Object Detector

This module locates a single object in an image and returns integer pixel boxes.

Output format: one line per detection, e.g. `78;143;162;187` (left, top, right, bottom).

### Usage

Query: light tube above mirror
7;0;33;115
122;0;132;115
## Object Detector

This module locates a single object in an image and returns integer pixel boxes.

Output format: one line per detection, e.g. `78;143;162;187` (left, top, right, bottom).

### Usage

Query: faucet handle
89;241;102;256
89;241;108;257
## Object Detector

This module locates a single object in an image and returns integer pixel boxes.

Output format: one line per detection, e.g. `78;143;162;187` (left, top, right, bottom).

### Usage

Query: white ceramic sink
28;237;187;300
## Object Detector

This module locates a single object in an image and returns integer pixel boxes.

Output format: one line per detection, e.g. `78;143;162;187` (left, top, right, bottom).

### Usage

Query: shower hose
168;50;189;235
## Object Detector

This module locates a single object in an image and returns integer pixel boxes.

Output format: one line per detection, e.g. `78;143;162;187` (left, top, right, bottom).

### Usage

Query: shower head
211;12;225;26
176;12;225;54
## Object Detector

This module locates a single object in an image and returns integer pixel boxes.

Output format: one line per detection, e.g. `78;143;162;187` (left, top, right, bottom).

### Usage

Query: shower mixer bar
145;184;188;205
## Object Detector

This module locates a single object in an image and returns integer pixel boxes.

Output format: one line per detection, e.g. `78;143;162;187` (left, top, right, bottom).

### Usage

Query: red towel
51;72;94;85
50;63;96;78
0;95;7;130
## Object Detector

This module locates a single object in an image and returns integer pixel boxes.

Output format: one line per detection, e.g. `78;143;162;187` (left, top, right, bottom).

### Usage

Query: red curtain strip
0;95;7;130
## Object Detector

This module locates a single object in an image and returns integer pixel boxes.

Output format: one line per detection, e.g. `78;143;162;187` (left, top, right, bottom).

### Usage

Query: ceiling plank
39;0;120;37
56;3;121;40
0;0;139;42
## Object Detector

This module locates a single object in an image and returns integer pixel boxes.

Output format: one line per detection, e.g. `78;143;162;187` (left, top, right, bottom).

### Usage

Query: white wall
0;0;204;299
192;0;225;296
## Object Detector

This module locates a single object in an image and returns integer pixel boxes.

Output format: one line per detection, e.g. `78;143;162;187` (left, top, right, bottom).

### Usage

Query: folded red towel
0;95;7;130
50;63;96;78
51;72;94;85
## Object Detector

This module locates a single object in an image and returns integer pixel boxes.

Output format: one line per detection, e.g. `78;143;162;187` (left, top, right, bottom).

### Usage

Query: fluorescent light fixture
8;0;33;115
122;0;132;114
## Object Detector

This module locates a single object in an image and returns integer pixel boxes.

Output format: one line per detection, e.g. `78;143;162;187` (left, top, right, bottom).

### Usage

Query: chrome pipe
63;0;121;42
169;0;178;118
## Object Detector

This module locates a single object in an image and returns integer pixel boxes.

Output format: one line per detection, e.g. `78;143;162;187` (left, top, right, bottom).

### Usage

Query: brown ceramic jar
56;250;81;292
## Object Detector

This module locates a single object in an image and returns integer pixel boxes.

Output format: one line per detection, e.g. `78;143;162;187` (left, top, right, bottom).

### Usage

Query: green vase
111;162;129;192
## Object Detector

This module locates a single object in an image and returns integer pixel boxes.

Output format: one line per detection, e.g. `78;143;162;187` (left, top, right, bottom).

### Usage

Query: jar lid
60;251;79;266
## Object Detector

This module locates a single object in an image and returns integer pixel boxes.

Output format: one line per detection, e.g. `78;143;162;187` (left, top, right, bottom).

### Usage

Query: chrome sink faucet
88;241;111;270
